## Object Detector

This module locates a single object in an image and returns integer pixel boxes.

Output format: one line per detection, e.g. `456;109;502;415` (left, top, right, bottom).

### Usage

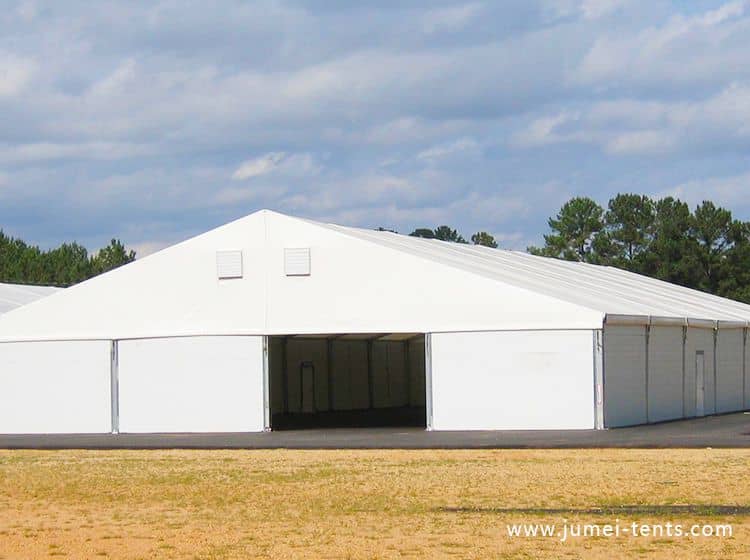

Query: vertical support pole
713;324;719;414
404;338;412;407
326;338;334;412
299;362;316;413
262;336;271;431
110;340;119;435
681;324;688;418
744;328;748;410
592;329;604;430
366;339;374;409
281;336;289;414
644;323;651;423
424;333;434;431
384;342;391;405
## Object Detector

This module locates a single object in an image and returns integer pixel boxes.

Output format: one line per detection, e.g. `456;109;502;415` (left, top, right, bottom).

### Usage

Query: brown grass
0;449;748;559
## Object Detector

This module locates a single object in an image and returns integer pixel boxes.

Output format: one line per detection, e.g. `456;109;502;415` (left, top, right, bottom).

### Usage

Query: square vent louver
284;247;311;276
216;250;243;279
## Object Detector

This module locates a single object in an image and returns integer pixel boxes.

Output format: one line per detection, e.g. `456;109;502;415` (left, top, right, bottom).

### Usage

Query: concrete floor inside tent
268;333;427;430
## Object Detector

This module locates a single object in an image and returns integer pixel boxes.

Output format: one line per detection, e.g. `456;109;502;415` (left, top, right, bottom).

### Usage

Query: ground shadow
439;505;750;516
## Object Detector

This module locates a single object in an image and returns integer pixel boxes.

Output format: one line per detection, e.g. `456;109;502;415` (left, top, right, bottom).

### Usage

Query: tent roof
309;216;750;325
0;283;60;315
0;209;748;342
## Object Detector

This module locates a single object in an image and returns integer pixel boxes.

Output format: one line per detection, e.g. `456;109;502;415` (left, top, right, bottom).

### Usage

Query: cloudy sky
1;0;749;255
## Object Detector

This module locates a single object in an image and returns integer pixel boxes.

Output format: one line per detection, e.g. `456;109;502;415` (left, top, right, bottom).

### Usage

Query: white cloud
513;83;750;155
416;137;480;161
542;0;630;21
0;52;34;96
16;1;38;22
0;142;155;164
512;112;579;147
698;1;747;26
423;3;482;34
659;172;750;210
231;152;320;182
574;1;750;87
213;184;287;205
604;130;677;155
90;58;137;96
364;117;472;146
130;240;171;259
579;0;631;20
232;152;287;180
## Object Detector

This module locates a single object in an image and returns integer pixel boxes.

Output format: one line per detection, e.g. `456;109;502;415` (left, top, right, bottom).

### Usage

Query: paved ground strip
1;412;749;448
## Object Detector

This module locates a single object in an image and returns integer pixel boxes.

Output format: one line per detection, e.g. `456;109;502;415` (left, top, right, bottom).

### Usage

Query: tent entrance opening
268;334;426;429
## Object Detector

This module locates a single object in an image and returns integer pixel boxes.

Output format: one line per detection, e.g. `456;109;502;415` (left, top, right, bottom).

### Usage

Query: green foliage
640;197;699;287
409;226;469;244
528;197;604;262
409;228;436;239
471;231;498;248
0;232;136;287
531;194;750;303
604;193;656;269
434;225;467;243
91;239;136;276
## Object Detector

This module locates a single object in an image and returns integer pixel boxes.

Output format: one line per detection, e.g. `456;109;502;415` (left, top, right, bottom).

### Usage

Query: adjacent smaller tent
0;283;60;315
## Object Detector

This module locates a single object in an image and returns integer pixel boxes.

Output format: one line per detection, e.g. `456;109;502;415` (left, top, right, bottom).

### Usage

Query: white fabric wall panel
745;330;750;410
118;336;264;433
430;330;594;430
685;328;715;416
647;326;684;423
715;329;744;413
0;341;111;434
603;325;647;427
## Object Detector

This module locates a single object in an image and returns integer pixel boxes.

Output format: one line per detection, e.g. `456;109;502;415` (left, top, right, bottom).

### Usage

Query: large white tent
0;209;748;434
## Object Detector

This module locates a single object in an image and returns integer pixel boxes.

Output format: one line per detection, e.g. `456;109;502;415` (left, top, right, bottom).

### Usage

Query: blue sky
1;0;749;256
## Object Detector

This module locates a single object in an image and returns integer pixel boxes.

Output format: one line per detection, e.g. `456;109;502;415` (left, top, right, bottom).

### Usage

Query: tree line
0;231;135;287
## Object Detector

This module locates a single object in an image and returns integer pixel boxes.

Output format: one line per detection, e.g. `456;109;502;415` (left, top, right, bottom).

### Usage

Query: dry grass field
0;449;748;559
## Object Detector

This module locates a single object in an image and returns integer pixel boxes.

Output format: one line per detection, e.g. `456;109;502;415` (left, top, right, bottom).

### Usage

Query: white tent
0;283;59;315
0;210;748;434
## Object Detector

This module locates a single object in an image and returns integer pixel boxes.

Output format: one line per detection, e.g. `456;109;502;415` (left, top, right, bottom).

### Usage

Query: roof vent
216;250;243;279
284;248;311;276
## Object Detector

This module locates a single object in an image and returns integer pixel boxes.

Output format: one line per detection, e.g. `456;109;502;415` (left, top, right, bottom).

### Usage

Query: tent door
695;352;705;417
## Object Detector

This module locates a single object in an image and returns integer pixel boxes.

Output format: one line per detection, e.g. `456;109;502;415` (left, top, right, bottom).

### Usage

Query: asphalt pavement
1;412;749;449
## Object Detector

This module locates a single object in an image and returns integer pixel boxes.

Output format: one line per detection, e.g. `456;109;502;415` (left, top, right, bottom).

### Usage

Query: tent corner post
592;329;604;430
425;333;434;431
262;335;271;431
110;340;120;435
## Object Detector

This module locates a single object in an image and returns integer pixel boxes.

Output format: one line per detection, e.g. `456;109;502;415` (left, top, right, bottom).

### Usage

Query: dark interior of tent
268;334;426;429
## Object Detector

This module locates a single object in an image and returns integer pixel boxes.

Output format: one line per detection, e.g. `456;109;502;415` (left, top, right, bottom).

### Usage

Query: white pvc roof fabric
313;218;750;325
0;209;749;342
0;283;60;315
